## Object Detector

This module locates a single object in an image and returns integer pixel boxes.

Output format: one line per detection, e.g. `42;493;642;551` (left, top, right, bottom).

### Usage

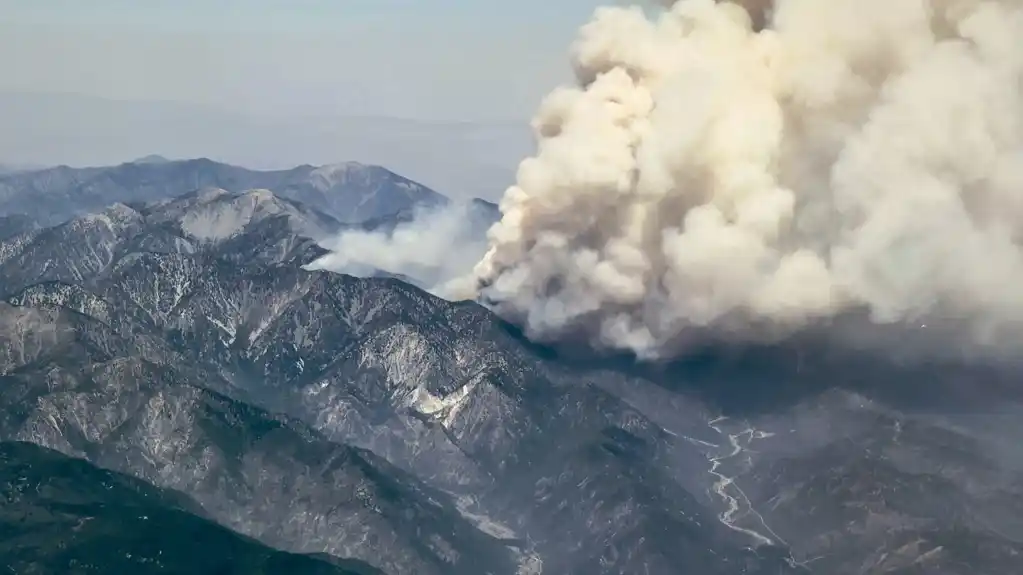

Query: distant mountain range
0;166;1020;574
0;157;473;226
0;91;530;202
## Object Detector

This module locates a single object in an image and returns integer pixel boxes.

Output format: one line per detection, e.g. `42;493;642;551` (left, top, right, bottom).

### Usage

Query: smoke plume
471;0;1023;359
309;203;490;298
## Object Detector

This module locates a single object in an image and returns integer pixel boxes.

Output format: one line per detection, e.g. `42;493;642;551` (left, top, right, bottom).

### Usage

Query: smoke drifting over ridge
309;202;491;297
471;0;1023;359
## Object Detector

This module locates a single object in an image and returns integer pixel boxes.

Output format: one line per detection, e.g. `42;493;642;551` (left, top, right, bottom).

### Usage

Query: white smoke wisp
471;0;1023;359
308;203;490;298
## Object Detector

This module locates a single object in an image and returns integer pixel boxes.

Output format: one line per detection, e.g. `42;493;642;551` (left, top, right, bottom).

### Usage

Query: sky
0;0;614;197
0;0;606;121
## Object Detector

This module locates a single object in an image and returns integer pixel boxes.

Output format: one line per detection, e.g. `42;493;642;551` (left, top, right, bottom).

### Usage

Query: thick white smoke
308;203;489;298
471;0;1023;359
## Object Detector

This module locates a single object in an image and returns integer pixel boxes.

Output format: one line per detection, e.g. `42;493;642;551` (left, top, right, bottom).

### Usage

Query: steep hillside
0;441;383;575
0;189;335;298
0;192;1020;574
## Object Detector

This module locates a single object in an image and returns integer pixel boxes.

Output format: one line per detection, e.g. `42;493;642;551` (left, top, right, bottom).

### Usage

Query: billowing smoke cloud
471;0;1023;359
308;203;490;298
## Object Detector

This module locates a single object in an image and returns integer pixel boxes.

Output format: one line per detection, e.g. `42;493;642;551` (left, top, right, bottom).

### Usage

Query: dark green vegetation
0;441;382;575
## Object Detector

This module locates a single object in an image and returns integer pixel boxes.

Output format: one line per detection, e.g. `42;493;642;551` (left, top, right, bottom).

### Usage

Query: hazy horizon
0;0;607;199
0;0;604;121
0;90;533;200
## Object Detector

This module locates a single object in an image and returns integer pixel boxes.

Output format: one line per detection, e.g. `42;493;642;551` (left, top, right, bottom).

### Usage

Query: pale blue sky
0;0;607;121
3;0;596;30
0;0;618;197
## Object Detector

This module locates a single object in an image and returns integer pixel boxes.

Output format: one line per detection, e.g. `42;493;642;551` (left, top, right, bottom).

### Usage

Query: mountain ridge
0;157;452;226
0;186;1020;574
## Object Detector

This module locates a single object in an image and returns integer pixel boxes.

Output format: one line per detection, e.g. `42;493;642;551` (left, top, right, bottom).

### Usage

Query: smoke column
471;0;1023;359
309;202;491;298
